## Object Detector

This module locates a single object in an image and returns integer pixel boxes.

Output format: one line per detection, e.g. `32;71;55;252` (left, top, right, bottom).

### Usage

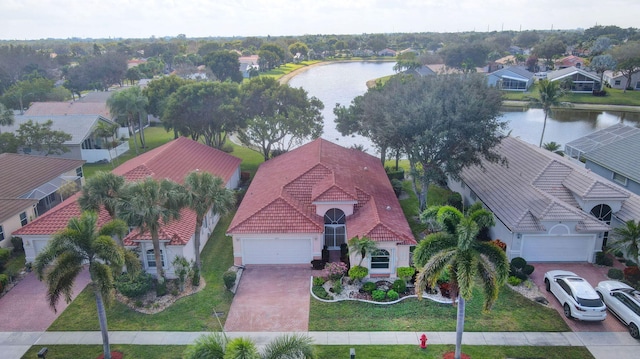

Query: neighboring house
0;153;85;248
398;48;420;55
127;58;147;69
448;136;640;263
486;66;534;91
554;55;587;69
25;101;111;118
239;55;259;78
227;139;416;277
1;114;128;163
378;48;397;57
564;123;640;161
603;70;640;91
582;131;640;196
403;65;436;77
15;137;242;277
547;66;601;93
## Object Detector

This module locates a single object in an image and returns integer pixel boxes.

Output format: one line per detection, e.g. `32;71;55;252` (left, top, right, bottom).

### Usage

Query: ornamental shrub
624;266;640;283
523;264;535;276
0;273;8;289
312;285;331;299
614;250;624;258
387;289;399;301
115;272;153;298
0;248;10;270
511;257;526;269
507;276;522;286
626;260;638;267
333;280;343;294
348;265;368;282
325;262;348;281
392;279;407;293
372;289;386;301
313;276;326;286
362;281;376;293
396;267;415;282
608;268;624;280
223;270;237;290
191;264;201;287
10;237;24;253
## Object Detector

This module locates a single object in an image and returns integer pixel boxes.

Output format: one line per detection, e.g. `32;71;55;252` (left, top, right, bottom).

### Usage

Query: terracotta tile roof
228;138;416;245
0;153;85;199
24;102;111;118
461;137;639;233
15;137;241;246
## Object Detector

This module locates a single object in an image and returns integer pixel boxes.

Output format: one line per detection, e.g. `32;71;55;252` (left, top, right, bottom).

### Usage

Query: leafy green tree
515;31;540;49
183;171;235;271
0;132;19;154
590;36;612;56
16;119;72;155
533;37;566;68
83;52;128;90
609;220;640;265
393;52;422;72
143;75;190;138
414;205;508;359
441;43;490;71
239;77;324;160
125;67;142;85
0;103;14;131
348;236;378;266
183;332;316;359
35;212;127;359
163;81;243;149
203;50;243;83
611;41;640;92
1;75;62;114
590;54;617;91
258;44;285;70
107;86;148;154
288;42;309;58
527;79;569;147
79;171;125;220
117;178;185;285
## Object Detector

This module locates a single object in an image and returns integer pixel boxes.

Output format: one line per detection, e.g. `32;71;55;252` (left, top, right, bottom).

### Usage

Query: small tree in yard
348;235;378;266
172;256;191;292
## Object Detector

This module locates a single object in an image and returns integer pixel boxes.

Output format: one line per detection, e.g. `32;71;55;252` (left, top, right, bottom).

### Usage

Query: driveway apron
224;265;311;332
0;268;90;331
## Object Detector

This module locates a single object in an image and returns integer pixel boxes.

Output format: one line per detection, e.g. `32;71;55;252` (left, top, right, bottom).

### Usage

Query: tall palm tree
528;79;569;147
34;212;127;359
609;220;640;265
183;332;316;359
117;177;185;285
542;141;564;156
414;205;509;359
0;103;14;133
78;171;125;220
348;235;378;266
106;86;148;155
183;171;235;271
93;121;120;167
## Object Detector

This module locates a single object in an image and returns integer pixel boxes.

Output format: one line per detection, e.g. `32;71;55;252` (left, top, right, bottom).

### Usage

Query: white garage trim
521;235;596;262
242;237;312;265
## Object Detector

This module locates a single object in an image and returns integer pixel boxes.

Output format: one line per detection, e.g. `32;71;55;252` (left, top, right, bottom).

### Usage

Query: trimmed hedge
115;272;153;298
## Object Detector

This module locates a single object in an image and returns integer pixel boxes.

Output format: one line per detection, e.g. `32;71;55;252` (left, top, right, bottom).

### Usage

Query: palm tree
78;171;125;220
0;103;14;133
348;235;378;266
608;220;640;265
543;141;564;156
117;177;185;285
414;205;509;359
93;121;120;167
183;332;316;359
528;79;569;147
106;86;148;155
34;212;127;359
183;171;235;271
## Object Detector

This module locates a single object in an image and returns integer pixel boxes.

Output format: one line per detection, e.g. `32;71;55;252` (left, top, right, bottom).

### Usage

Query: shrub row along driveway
224;265;311;332
530;262;628;333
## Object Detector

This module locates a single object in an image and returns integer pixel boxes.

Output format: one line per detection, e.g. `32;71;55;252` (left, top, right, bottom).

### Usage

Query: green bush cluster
191;265;200;287
386;289;399;301
312;285;331;299
507;276;522;286
509;257;535;281
223;270;237;290
371;289;386;301
115;272;153;298
392;279;406;293
362;281;376;293
332;280;343;294
385;167;405;181
348;265;368;282
595;252;614;266
608;268;624;280
0;248;10;271
313;276;326;286
0;273;8;292
10;237;23;253
396;267;415;282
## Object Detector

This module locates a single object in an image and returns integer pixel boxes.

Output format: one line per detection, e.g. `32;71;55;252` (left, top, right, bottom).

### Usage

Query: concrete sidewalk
2;330;638;359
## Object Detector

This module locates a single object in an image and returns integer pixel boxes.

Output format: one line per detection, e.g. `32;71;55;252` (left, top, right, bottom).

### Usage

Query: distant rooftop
565;123;640;160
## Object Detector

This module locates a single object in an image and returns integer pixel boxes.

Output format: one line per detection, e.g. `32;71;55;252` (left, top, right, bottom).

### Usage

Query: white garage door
242;238;312;265
521;235;595;262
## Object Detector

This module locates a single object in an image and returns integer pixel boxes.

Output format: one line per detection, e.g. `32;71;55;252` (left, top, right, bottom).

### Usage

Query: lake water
287;62;640;153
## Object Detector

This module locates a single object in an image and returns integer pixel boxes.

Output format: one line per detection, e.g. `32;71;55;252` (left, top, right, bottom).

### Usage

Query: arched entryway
324;208;346;250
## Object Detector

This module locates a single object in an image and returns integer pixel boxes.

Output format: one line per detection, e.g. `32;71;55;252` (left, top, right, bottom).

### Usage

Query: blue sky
2;0;639;40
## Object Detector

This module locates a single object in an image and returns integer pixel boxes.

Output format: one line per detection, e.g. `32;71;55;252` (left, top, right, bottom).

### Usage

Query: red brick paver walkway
0;268;90;331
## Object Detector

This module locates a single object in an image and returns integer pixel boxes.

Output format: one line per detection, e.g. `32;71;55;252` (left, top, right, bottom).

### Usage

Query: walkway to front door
224;265;311;332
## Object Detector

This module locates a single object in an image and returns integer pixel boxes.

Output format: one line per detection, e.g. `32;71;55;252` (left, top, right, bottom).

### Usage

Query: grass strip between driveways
309;284;569;332
20;345;594;359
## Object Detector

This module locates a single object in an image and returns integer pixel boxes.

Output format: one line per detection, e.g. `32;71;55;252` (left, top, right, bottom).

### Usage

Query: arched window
371;249;390;269
590;204;612;247
146;249;165;268
324;208;346;249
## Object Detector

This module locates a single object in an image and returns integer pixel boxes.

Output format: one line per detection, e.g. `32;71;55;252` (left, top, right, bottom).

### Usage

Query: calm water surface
288;62;640;152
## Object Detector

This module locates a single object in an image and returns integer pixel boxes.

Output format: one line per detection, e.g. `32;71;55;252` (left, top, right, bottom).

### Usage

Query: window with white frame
20;212;28;226
613;172;628;185
146;249;165;268
614;80;621;86
371;249;390;269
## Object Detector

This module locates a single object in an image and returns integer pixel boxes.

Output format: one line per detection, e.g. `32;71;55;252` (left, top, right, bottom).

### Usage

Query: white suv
595;280;640;339
544;270;607;321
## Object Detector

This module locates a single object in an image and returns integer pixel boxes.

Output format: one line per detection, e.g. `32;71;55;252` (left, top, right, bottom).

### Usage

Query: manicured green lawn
260;61;321;79
83;126;175;178
502;85;640;106
309;284;569;332
48;213;235;331
20;344;594;359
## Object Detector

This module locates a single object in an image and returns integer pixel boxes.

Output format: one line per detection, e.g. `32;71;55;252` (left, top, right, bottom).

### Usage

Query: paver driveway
224;265;311;332
530;262;627;333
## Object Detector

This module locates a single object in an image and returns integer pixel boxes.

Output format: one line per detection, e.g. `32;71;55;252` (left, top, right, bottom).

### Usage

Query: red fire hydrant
419;333;428;349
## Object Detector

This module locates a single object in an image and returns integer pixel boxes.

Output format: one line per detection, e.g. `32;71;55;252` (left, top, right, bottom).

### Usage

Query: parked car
544;270;607;321
595;280;640;339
